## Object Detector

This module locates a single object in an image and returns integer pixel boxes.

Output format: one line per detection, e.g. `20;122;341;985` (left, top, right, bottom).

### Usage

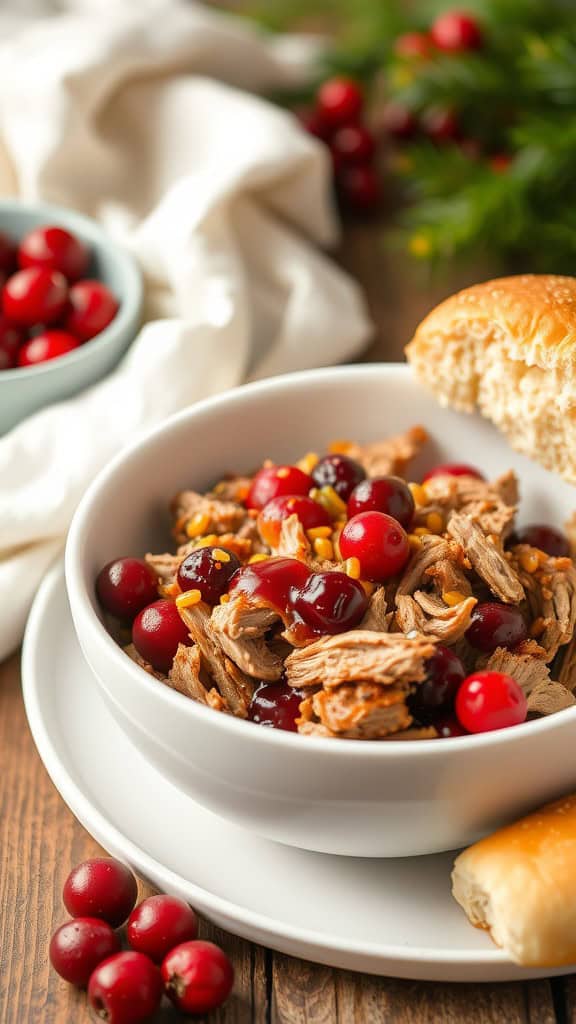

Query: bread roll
452;793;576;966
405;274;576;482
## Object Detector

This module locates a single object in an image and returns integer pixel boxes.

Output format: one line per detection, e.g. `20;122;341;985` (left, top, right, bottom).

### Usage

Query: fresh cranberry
132;599;191;673
3;267;68;326
0;315;25;370
88;951;162;1024
331;124;375;165
17;330;80;367
65;279;119;341
177;546;241;604
258;495;331;547
421;106;460;143
18;225;89;282
381;101;417;139
316;77;363;126
312;453;366;502
297;106;333;141
0;232;17;276
408;645;466;720
510;524;570;558
434;712;469;738
340;511;410;581
230;558;311;617
456;670;527;733
49;917;120;987
96;558;158;620
466;602;528;653
394;31;434;59
127;896;198;964
248;681;305;731
347;476;415;528
431;10;483;52
293;571;368;634
246;464;313;511
63;858;138;927
162;940;234;1015
337;165;381;213
422;462;485;482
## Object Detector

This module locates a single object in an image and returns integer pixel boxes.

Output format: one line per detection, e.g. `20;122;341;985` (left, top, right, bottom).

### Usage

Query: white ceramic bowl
65;365;576;858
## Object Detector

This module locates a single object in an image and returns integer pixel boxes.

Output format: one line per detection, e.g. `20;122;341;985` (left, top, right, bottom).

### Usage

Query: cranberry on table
312;453;366;502
381;101;417;140
0;232;17;275
511;524;570;558
431;10;483;52
347;476;415;528
337;165;382;213
422;462;485;482
248;680;304;732
258;495;331;548
162;940;234;1015
17;330;80;367
316;76;363;126
230;557;311;617
246;464;313;511
18;225;89;282
455;670;527;733
65;278;119;341
394;31;434;59
88;951;162;1024
421;106;460;143
3;267;68;326
63;858;138;928
127;895;198;964
293;571;368;635
177;545;241;605
466;602;528;654
331;124;375;165
132;598;191;673
49;917;120;987
434;712;469;738
408;645;466;721
340;511;410;582
96;558;158;620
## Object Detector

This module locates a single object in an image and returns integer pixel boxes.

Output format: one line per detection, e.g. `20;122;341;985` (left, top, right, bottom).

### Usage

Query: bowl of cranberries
0;198;142;434
66;364;576;857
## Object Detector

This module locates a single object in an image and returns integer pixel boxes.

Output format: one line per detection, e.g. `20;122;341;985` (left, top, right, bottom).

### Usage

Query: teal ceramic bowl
0;199;142;435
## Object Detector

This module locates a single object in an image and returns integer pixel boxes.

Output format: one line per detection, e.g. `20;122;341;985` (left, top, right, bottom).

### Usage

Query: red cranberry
408;645;466;720
88;951;162;1024
347;476;415;528
466;602;528;653
177;546;241;604
431;10;483;52
511;524;570;558
65;279;119;340
127;895;198;964
421;107;460;143
248;681;305;731
331;124;375;165
312;453;366;502
3;267;68;326
63;858;138;928
423;462;485;482
17;330;80;367
162;940;234;1015
0;315;25;370
0;232;17;276
293;571;368;635
297;106;333;141
434;712;469;738
394;31;434;59
18;225;89;282
381;101;417;140
258;495;331;547
230;558;311;617
246;464;313;511
489;152;513;173
49;917;120;987
316;77;363;126
96;558;158;620
455;670;527;733
132;599;191;673
337;165;381;213
340;511;410;581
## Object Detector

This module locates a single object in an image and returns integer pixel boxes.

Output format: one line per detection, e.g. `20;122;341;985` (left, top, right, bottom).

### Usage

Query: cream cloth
0;0;371;660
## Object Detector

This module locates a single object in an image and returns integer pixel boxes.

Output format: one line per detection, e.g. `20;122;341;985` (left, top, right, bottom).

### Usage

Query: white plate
22;565;573;983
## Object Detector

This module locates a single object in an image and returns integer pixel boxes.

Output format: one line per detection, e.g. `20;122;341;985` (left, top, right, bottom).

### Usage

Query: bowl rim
0;197;142;381
65;362;576;758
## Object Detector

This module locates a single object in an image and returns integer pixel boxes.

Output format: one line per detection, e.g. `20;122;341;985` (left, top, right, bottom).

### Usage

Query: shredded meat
396;535;467;597
209;476;252;503
483;646;550;696
285;630;435;689
271;514;310;562
425;556;472;598
557;633;576;692
297;686;412;739
510;548;576;661
144;552;179;583
447;513;524;603
178;603;255;716
361;588;392;632
171;491;248;545
341;426;428;479
168;643;228;711
420;470;518;540
395;592;477;643
527;681;575;718
210;601;283;681
124;643;166;681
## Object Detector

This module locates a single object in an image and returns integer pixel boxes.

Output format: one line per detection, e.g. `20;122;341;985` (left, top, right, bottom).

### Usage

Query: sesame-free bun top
405;274;576;482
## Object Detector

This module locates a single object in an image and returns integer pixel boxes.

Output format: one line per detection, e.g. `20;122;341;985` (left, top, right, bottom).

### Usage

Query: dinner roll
452;793;576;966
405;274;576;483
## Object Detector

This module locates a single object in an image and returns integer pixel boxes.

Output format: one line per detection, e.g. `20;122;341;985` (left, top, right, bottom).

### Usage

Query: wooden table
1;224;574;1023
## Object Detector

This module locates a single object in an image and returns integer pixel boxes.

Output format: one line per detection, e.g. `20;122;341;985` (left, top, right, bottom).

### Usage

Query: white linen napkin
0;0;372;660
